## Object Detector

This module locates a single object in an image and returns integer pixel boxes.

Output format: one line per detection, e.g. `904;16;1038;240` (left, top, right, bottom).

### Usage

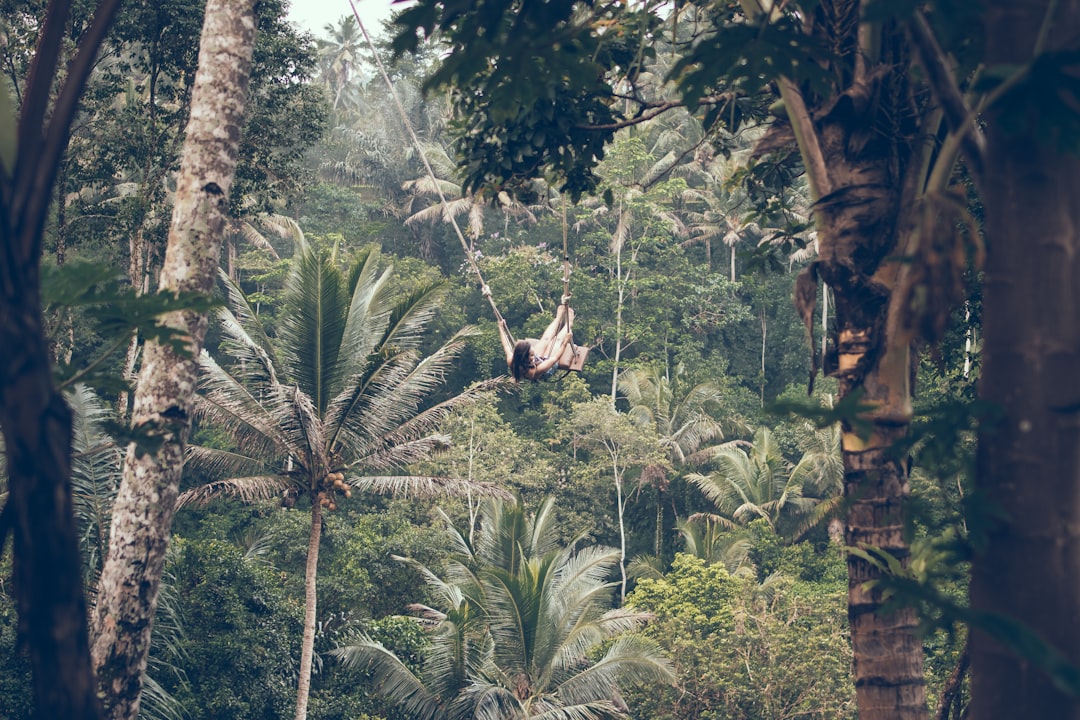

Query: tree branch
777;77;831;202
907;10;986;178
25;0;124;260
575;92;743;132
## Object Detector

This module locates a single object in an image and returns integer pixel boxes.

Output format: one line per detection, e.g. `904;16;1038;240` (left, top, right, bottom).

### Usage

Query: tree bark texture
294;501;324;720
90;3;257;718
799;4;929;715
0;1;121;717
0;312;100;720
972;2;1080;718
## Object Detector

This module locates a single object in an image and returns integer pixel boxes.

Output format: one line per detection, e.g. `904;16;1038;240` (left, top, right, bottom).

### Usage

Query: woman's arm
497;319;515;364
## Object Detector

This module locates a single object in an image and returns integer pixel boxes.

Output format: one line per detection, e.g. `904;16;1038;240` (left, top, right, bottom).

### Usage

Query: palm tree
786;411;844;542
181;239;505;720
403;142;540;248
333;497;675;720
315;15;364;123
687;427;829;539
617;365;736;556
674;516;754;575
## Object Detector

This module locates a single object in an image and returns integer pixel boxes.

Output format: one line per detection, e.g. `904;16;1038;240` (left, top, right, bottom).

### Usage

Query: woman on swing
491;290;575;382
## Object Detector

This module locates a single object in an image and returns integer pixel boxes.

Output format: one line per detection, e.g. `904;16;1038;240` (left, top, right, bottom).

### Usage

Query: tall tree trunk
90;3;257;718
817;167;929;720
0;315;100;720
0;1;121;717
971;3;1080;718
294;499;324;720
768;0;930;711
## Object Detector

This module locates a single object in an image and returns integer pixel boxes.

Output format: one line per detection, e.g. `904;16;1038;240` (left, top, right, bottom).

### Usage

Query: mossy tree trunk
90;3;256;718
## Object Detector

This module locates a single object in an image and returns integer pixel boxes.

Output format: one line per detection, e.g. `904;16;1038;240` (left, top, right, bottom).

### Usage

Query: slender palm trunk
614;469;627;602
91;5;256;718
807;69;928;716
295;499;324;720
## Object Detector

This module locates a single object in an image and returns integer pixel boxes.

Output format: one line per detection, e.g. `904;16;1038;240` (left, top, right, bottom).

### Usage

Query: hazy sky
287;0;398;38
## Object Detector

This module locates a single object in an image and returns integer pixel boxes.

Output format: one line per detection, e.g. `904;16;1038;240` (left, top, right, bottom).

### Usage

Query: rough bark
0;1;121;717
971;3;1080;718
799;5;929;716
294;500;324;720
90;3;257;718
0;315;100;720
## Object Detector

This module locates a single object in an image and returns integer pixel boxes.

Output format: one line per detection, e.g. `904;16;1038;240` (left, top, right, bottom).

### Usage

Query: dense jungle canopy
1;1;1078;720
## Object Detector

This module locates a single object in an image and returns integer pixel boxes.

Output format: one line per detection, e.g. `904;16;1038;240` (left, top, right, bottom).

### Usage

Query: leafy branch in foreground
42;260;219;393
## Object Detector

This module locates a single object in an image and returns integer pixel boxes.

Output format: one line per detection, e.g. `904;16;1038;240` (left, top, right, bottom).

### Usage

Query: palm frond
278;245;349;413
255;213;304;251
235;219;282;260
283;384;329;477
350;376;503;469
556;636;675;706
528;699;624;720
327;330;493;457
331;636;444;720
138;672;188;720
403;175;463;198
351;474;511;501
66;384;122;573
176;475;289;508
405;197;474;229
214;309;279;387
216;271;279;371
464;681;522;720
194;354;289;460
338;250;397;378
183;445;270;479
380;280;450;352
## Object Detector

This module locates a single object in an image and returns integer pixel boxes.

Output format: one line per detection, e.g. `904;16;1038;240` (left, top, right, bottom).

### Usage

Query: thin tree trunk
610;239;625;408
116;225;148;419
935;637;969;720
91;4;257;719
0;318;100;720
295;499;324;720
821;283;828;360
614;467;627;602
971;5;1080;718
759;306;766;407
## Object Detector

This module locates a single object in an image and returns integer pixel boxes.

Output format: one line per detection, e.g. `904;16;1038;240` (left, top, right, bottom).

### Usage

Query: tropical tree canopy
332;497;676;720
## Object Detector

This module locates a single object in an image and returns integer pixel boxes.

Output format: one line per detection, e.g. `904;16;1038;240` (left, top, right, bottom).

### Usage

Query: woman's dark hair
511;340;533;382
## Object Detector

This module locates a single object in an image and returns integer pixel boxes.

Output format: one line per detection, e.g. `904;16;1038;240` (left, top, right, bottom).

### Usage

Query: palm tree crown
334;497;675;720
182;238;504;720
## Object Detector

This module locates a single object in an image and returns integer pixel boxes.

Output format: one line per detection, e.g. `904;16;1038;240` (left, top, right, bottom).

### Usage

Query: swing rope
350;1;511;337
351;2;580;367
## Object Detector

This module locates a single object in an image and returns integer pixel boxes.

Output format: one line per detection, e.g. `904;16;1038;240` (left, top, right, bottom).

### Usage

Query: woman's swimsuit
533;355;557;380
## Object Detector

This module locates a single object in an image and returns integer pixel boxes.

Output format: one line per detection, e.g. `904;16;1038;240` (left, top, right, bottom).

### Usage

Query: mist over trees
0;1;1077;719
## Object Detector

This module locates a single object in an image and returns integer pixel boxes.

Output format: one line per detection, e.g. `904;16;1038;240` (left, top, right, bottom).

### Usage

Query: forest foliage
2;0;1039;718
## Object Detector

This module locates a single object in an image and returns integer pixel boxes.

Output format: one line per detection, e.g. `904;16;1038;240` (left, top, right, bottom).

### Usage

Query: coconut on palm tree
181;238;506;720
333;497;675;720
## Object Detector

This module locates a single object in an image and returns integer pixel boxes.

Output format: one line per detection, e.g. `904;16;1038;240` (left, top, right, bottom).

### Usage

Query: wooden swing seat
557;342;589;372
